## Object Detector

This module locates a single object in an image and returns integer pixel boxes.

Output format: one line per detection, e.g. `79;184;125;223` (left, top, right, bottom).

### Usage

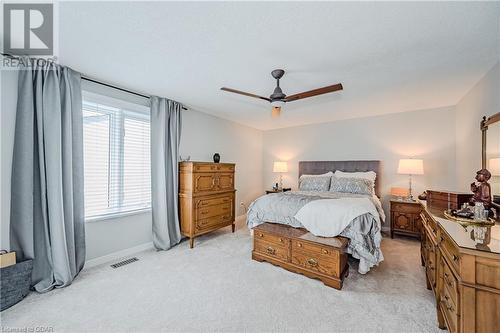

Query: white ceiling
59;1;500;130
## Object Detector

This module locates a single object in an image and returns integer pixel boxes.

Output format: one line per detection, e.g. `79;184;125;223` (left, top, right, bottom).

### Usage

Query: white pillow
334;170;376;182
299;171;333;180
334;170;376;193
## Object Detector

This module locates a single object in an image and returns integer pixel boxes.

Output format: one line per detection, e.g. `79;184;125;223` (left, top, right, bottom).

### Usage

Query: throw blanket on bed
247;191;385;274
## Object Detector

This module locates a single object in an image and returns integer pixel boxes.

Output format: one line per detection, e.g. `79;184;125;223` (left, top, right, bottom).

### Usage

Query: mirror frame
481;112;500;210
481;112;500;168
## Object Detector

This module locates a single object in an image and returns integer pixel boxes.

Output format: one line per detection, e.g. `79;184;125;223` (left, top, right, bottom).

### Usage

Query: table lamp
397;159;424;200
273;161;288;190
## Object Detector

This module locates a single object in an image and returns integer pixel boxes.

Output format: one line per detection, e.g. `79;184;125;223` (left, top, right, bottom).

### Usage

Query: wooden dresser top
420;200;500;256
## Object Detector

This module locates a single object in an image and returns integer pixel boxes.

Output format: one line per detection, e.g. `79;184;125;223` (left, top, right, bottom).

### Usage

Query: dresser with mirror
419;112;500;333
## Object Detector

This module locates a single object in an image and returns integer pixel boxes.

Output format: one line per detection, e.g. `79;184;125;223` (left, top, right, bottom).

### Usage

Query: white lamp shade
489;158;500;176
273;161;288;173
398;159;424;175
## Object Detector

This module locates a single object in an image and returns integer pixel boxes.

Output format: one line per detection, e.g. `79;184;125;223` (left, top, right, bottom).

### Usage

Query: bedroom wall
0;68;263;260
262;107;458;227
85;109;263;260
455;62;500;191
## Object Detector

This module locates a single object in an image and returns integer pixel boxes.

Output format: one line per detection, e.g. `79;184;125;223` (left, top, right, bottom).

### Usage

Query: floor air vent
110;257;139;269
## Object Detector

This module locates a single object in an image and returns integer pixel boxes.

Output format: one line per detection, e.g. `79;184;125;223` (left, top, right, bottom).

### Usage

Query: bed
247;160;385;274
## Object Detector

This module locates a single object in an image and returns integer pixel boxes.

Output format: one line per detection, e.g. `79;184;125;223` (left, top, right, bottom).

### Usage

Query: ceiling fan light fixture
270;100;285;108
271;106;281;118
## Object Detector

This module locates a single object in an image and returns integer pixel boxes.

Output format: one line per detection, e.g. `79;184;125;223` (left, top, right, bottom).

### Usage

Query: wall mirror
481;113;500;205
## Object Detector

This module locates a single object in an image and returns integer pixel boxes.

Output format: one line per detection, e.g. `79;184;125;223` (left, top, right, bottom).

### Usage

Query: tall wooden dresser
419;200;500;332
179;162;236;248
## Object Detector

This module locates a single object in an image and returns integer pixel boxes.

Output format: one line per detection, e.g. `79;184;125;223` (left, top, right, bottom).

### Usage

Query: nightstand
390;199;422;239
265;188;291;194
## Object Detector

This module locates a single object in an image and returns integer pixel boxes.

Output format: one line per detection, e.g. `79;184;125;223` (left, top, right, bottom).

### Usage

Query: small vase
213;153;220;163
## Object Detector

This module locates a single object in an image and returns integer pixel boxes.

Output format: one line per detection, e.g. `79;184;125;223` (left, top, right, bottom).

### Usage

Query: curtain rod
1;53;188;110
81;76;188;110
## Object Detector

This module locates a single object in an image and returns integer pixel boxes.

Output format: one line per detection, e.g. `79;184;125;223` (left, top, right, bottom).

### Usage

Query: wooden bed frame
252;160;382;289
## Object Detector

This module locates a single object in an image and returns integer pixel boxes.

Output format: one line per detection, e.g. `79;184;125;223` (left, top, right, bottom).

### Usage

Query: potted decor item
213;153;220;163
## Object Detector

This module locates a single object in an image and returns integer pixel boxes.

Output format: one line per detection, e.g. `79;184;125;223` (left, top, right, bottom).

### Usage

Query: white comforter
295;197;380;237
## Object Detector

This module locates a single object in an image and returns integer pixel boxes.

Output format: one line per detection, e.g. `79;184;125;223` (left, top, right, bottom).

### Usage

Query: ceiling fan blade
284;83;343;102
221;87;271;102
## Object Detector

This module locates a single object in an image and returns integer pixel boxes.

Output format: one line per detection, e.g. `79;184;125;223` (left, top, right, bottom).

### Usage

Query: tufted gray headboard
298;160;381;197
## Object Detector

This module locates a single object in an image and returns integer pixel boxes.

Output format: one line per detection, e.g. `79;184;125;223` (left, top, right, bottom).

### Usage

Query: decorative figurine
418;191;427;201
470;168;492;210
213;153;220;163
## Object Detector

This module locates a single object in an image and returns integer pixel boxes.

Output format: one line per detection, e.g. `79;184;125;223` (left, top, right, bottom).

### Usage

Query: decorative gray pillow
299;176;331;191
329;176;374;195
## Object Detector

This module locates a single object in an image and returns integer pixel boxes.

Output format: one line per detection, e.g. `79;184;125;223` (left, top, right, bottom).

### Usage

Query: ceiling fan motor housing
270;69;286;101
270;87;286;101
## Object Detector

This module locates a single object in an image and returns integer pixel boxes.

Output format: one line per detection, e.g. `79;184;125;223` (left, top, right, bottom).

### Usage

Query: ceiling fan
221;69;343;117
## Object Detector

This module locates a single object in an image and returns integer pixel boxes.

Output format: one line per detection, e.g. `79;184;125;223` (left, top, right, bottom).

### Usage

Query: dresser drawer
194;163;235;173
254;230;289;247
426;241;437;288
291;240;339;263
291;250;339;277
440;280;459;333
391;202;421;214
197;194;233;208
195;214;233;232
442;258;459;307
193;173;217;193
216;173;234;191
440;232;460;273
254;239;289;262
197;202;232;220
421;211;438;239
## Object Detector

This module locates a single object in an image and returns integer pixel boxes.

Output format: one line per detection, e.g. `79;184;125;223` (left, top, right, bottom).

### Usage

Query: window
83;96;151;219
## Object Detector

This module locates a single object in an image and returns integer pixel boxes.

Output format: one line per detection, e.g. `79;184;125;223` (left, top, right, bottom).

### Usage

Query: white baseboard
85;242;154;269
85;215;247;269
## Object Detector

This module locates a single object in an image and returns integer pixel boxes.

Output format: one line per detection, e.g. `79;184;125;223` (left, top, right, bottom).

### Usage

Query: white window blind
83;96;151;219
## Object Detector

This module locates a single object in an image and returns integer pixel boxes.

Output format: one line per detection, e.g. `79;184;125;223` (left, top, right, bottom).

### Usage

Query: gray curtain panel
150;96;183;250
10;59;85;292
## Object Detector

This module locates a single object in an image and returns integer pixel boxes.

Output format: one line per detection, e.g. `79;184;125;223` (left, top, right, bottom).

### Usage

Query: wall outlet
240;202;247;213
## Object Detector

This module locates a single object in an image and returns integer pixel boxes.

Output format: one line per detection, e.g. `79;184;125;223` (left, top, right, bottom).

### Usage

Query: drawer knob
322;249;328;254
266;247;276;255
279;238;284;243
259;233;263;237
307;258;318;267
452;254;459;262
297;243;302;247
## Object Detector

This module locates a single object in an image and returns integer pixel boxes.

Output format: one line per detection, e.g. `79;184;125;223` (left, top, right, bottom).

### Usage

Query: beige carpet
1;223;440;333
